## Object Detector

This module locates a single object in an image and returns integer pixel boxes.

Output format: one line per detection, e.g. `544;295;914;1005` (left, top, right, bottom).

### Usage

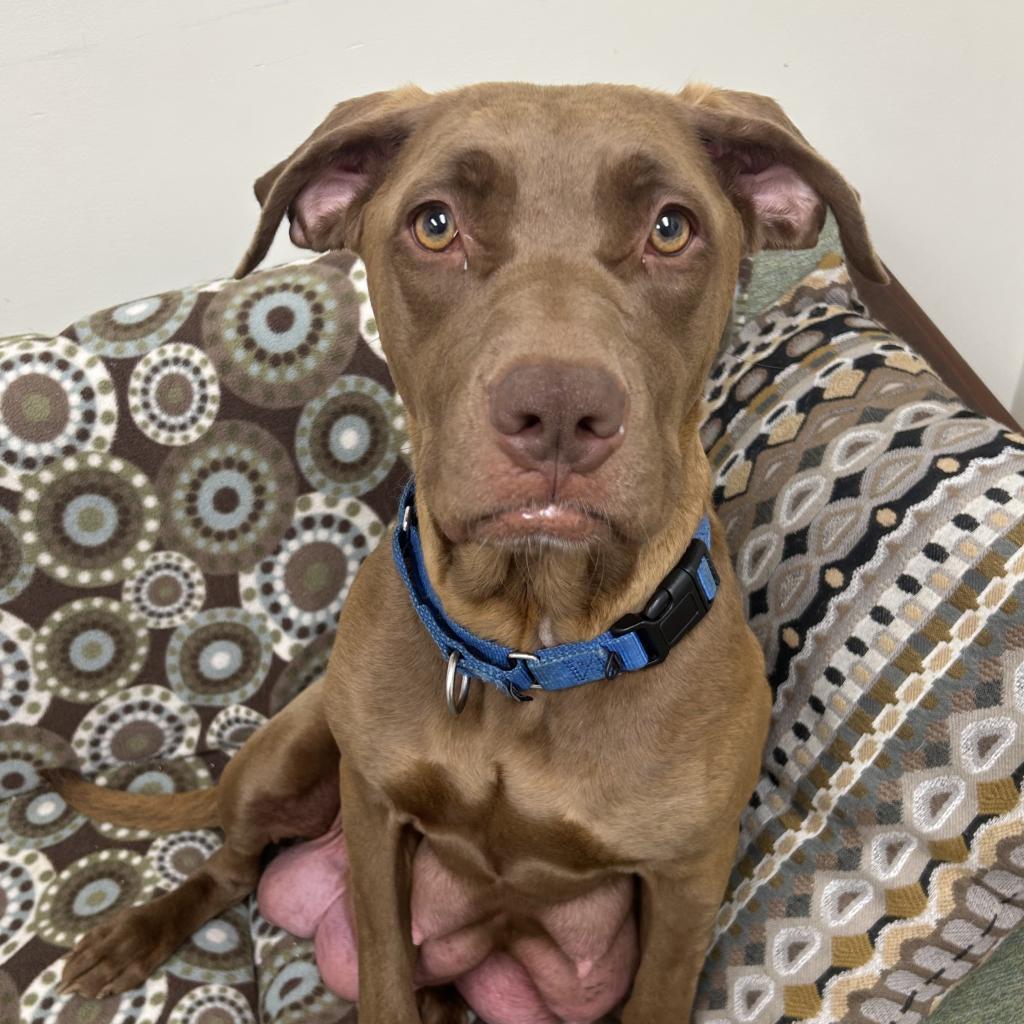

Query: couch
1;217;1022;1023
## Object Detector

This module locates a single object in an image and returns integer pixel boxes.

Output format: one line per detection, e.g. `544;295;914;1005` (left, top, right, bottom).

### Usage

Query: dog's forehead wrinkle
415;89;696;207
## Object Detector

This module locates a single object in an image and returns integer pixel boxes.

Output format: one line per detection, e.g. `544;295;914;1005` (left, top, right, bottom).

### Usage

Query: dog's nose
489;362;627;475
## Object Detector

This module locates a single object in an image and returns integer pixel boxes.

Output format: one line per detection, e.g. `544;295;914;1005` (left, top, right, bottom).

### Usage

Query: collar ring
508;651;544;690
445;651;472;715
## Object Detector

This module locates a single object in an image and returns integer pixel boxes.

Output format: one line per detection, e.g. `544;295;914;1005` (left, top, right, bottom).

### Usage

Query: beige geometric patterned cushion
697;256;1024;1023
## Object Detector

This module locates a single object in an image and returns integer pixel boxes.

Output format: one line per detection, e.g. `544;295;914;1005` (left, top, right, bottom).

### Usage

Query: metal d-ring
508;651;544;690
445;651;472;715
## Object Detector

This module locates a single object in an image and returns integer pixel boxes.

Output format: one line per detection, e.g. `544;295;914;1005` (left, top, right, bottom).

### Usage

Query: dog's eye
649;207;693;255
412;203;458;251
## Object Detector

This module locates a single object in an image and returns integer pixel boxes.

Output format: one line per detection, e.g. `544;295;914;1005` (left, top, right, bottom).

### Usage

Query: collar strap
391;480;719;699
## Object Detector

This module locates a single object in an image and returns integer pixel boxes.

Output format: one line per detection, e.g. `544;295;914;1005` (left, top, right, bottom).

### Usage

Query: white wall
3;0;1023;420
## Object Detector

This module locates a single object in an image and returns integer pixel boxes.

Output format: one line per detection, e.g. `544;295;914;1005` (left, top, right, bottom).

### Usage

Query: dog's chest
402;760;615;880
384;734;671;995
384;723;693;890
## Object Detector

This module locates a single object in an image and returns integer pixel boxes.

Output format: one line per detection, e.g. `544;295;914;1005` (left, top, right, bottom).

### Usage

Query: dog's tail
43;767;221;831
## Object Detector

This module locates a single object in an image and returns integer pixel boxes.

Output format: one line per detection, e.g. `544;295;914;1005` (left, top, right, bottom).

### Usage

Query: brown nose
489;362;627;475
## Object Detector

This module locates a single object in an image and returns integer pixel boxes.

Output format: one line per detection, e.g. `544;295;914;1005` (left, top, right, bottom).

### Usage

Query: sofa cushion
695;255;1024;1023
1;245;1022;1023
2;253;388;1024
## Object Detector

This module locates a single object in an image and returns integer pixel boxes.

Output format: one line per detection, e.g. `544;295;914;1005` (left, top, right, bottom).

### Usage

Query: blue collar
392;479;718;703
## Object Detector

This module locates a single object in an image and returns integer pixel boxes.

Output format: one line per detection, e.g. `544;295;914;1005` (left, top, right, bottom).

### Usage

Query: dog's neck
417;432;712;651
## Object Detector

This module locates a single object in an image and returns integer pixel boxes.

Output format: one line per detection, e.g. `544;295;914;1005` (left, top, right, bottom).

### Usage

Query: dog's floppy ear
236;87;430;277
679;84;888;283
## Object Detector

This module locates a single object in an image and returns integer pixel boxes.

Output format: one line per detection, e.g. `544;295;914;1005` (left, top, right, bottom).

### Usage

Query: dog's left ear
235;86;431;277
679;84;888;283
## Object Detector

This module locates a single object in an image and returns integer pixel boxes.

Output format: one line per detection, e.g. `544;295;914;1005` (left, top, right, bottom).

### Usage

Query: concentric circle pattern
20;963;167;1024
0;724;75;799
123;550;206;629
166;907;251;985
149;830;222;890
157;421;297;574
34;597;149;704
241;494;383;660
248;902;289;964
295;374;403;498
166;608;274;707
0;782;84;852
72;685;201;772
0;508;33;603
128;343;220;446
201;263;358;408
0;335;117;491
206;704;267;754
73;288;198;358
18;452;160;586
34;849;157;948
259;935;351;1023
97;755;214;797
0;846;55;961
0;609;42;726
167;984;256;1024
348;258;385;361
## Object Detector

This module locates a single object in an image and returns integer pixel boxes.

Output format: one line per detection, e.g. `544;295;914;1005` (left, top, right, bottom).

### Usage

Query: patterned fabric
696;256;1024;1023
1;253;398;1024
0;245;1021;1023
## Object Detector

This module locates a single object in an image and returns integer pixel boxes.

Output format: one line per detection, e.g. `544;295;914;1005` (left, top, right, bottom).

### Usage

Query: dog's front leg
340;759;421;1023
622;835;737;1023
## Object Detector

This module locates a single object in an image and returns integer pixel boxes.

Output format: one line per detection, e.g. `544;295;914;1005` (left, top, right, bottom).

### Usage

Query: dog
48;82;886;1022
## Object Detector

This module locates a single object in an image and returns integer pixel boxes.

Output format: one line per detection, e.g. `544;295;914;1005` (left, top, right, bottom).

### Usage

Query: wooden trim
849;265;1020;431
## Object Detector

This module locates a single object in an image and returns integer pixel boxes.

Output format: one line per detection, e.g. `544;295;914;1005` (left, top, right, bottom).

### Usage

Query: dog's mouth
452;501;615;548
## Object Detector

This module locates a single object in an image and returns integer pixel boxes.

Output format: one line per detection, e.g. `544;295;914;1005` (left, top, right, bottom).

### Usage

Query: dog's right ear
235;87;430;277
679;84;888;283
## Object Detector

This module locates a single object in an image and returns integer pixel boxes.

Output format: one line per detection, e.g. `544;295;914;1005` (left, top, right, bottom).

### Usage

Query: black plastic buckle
609;537;718;666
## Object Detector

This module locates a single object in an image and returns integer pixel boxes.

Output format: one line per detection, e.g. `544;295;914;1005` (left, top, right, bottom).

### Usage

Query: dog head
239;83;882;637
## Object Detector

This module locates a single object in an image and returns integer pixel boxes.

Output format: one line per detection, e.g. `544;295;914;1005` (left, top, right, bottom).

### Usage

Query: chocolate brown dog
50;82;885;1021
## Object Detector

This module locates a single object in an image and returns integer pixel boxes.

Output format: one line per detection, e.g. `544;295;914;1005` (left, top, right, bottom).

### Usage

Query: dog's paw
59;909;171;999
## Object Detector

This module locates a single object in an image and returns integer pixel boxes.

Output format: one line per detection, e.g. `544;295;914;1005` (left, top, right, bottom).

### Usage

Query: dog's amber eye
413;204;458;251
649;207;693;255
